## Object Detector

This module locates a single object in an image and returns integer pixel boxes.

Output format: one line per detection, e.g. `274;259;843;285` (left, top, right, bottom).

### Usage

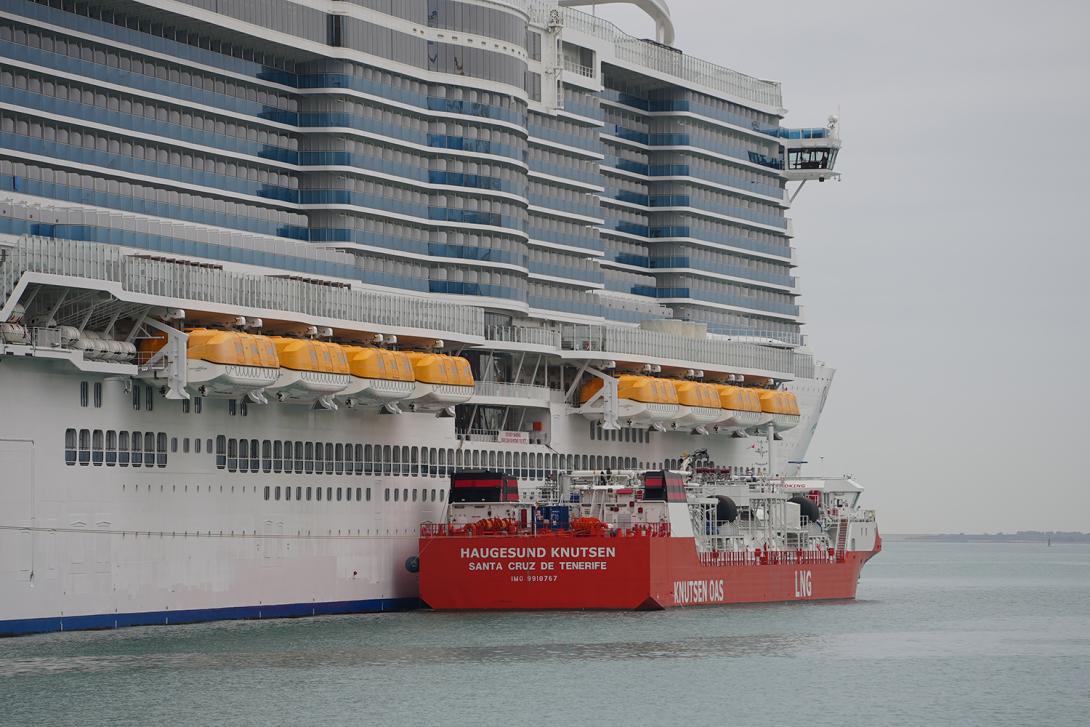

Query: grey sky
591;0;1090;532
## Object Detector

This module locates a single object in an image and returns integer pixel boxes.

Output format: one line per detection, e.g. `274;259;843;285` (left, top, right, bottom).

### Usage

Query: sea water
1;541;1088;727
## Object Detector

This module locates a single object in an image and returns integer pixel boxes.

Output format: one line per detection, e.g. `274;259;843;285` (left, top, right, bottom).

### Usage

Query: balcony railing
484;325;563;348
473;381;562;402
1;236;485;337
563;59;595;78
560;324;813;377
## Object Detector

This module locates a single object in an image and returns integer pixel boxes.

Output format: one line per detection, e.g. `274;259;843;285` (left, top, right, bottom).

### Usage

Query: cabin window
88;429;103;466
273;441;283;472
150;432;161;467
274;486;281;501
80;381;89;407
264;486;270;501
295;487;301;501
285;485;291;501
131;430;142;468
227;438;238;471
336;487;342;502
316;486;323;502
339;443;348;475
385;488;390;501
326;486;332;501
93;382;102;408
354;444;364;475
145;386;153;412
306;486;312;501
325;443;334;475
356;487;362;501
182;399;190;413
412;488;417;502
249;439;259;472
106;430;117;465
262;440;272;473
132;385;141;411
64;428;77;465
304;442;314;474
294;441;304;473
195;397;203;413
391;446;400;476
228;399;237;416
118;431;130;466
364;444;374;475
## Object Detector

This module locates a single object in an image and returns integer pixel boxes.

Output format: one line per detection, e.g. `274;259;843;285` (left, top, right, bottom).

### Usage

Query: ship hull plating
419;534;881;610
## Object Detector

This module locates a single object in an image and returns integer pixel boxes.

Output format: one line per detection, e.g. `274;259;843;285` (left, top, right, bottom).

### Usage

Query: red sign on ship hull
419;533;881;610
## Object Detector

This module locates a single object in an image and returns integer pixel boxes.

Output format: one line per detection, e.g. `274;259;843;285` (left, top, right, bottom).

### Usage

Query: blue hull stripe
0;597;423;637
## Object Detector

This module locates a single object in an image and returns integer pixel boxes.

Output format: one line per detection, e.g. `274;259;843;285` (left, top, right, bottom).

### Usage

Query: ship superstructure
0;0;849;635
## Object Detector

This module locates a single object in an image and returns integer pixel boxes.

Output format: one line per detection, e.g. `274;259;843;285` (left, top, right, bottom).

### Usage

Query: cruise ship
0;0;868;635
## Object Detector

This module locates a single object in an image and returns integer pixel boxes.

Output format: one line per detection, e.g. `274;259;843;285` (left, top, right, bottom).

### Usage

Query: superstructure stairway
835;518;849;560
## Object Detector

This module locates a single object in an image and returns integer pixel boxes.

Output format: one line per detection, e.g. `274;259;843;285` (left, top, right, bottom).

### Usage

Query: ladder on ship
835;519;849;560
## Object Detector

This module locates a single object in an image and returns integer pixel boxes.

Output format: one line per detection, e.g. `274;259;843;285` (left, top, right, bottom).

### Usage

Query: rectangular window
294;441;304;474
264;485;270;501
80;381;89;407
249;439;259;472
326;487;332;501
317;486;323;502
65;428;77;465
228;399;237;416
93;382;102;408
392;446;401;477
366;487;371;501
305;442;314;474
195;397;203;413
170;437;178;454
354;444;364;475
273;440;283;473
274;486;281;500
356;487;362;501
336;487;342;502
182;399;190;413
345;487;352;502
364;444;374;475
335;443;344;475
306;486;312;501
385;488;390;502
145;386;153;412
131;430;142;468
296;486;301;501
91;429;103;466
183;438;190;454
147;432;158;467
285;485;291;501
227;438;238;472
105;430;117;466
118;431;130;467
262;440;272;473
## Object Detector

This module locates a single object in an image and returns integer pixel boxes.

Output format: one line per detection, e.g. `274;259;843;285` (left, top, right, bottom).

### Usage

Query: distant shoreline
884;532;1090;543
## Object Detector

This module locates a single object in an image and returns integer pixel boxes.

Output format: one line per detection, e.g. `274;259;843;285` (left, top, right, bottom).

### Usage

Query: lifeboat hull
712;410;765;433
404;383;474;412
338;376;416;405
185;361;279;399
769;413;800;432
578;400;680;427
419;533;880;610
671;405;723;430
267;370;351;404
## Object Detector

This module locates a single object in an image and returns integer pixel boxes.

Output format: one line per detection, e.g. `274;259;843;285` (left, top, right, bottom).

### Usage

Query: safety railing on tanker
696;549;837;567
2;236;485;338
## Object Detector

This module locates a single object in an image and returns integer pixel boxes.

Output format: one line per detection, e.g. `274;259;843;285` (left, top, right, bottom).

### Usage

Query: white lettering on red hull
794;570;813;598
673;579;726;605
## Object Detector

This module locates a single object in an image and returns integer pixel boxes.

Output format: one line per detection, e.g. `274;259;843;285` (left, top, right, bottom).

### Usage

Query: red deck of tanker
419;528;881;610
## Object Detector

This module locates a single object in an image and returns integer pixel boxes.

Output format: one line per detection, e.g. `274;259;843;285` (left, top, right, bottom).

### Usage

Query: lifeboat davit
265;337;351;408
758;389;801;432
402;353;474;413
138;329;280;401
711;385;765;433
337;346;416;410
670;380;723;434
578;375;680;429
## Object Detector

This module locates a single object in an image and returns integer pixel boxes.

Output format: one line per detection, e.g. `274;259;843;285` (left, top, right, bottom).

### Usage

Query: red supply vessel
419;464;880;610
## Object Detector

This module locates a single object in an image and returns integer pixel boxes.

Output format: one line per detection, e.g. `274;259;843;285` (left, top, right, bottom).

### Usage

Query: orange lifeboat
710;384;765;433
670;380;722;434
138;328;280;401
264;337;351;408
337;346;416;410
758;389;801;432
577;375;680;429
402;352;475;413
